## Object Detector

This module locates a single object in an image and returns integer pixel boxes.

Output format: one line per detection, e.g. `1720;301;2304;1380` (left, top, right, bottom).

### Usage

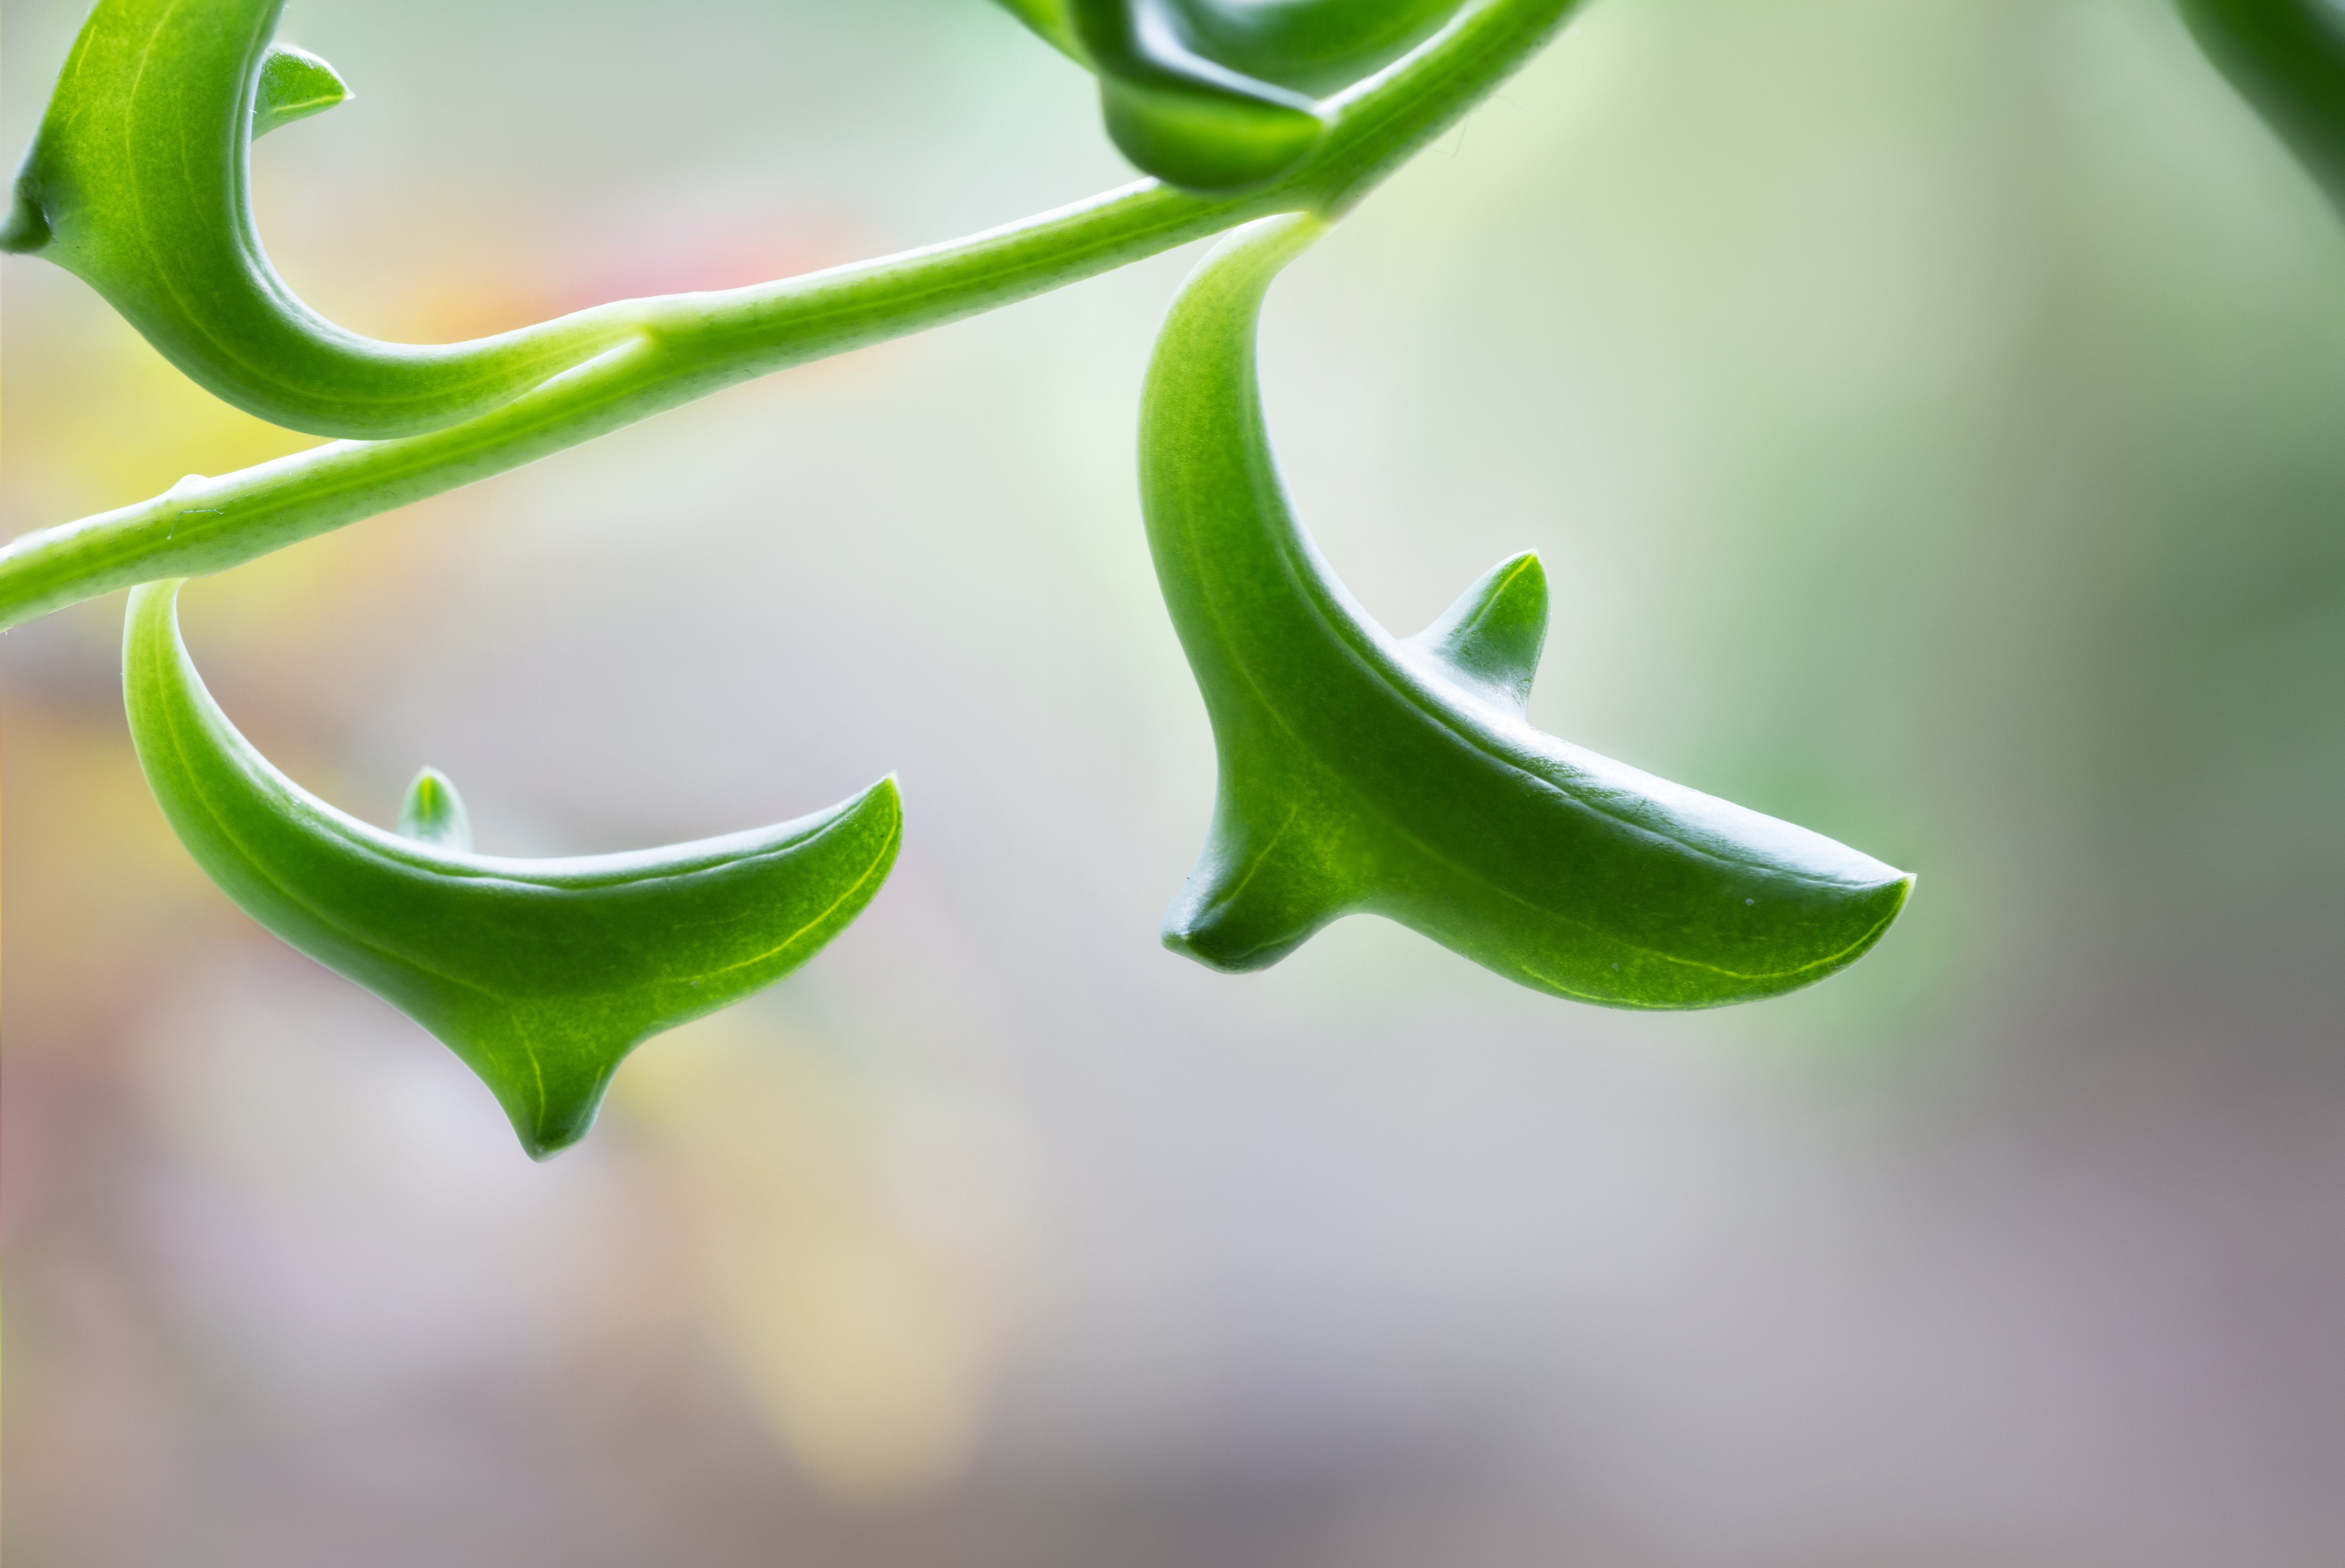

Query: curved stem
0;0;1586;629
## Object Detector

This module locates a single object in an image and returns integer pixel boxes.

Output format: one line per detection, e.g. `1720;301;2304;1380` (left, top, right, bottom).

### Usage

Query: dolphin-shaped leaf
123;580;903;1156
2177;0;2345;217
1;0;640;438
1141;215;1913;1007
996;0;1467;191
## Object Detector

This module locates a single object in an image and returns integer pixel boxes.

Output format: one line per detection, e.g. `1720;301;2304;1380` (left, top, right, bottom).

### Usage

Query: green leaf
2177;0;2345;215
1006;0;1471;191
251;42;352;139
1074;0;1330;191
123;580;904;1157
2;0;642;438
395;766;472;851
1141;216;1914;1007
1147;0;1471;98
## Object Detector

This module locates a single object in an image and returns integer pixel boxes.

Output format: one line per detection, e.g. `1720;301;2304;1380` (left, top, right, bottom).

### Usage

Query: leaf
1141;215;1914;1008
997;0;1470;191
2;0;640;438
2177;0;2345;216
251;43;353;139
1074;0;1329;192
1146;0;1472;98
123;580;904;1157
395;766;472;851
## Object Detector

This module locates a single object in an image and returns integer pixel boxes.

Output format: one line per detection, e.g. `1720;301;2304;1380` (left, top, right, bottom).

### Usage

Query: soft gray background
8;0;2345;1563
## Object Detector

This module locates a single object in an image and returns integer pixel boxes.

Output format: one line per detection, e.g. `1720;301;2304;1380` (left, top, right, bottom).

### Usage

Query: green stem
0;0;1584;630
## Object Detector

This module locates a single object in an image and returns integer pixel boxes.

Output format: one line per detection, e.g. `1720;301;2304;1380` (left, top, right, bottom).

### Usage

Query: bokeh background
9;0;2345;1562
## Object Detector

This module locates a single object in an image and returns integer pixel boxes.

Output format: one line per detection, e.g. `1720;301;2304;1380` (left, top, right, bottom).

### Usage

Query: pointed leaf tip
1404;550;1549;711
1;184;50;253
253;44;354;139
398;767;473;852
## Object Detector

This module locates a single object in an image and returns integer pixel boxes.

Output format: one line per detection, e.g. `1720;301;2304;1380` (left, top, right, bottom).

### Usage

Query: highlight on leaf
998;0;1470;191
1139;215;1915;1008
123;580;904;1158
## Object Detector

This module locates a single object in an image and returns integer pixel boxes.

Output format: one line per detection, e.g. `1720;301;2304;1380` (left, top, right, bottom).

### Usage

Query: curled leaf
124;580;903;1156
3;0;641;438
1141;216;1913;1007
1145;0;1472;97
998;0;1468;191
1077;0;1330;192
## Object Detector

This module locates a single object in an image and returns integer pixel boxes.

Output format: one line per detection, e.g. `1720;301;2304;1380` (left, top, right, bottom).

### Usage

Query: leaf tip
518;1124;582;1163
397;765;473;852
1160;919;1297;973
1406;548;1551;711
253;44;354;141
0;183;50;254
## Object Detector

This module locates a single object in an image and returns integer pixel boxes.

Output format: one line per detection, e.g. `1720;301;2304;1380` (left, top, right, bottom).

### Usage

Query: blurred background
8;0;2345;1562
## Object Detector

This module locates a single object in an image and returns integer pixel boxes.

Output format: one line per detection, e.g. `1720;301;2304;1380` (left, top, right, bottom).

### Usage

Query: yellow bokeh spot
614;1018;1041;1503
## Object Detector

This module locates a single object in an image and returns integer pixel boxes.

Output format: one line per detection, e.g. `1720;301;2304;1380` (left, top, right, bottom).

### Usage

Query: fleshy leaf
396;766;472;852
1151;0;1472;97
252;43;352;139
123;580;904;1157
1141;215;1914;1006
996;0;1470;191
2177;0;2345;216
2;0;639;437
1076;0;1329;191
1400;549;1547;714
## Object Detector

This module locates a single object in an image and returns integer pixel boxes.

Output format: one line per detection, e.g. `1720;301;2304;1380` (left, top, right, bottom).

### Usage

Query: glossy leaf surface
1149;0;1471;96
124;581;904;1156
1;0;644;438
1141;217;1914;1006
1000;0;1469;189
2178;0;2345;215
251;42;353;139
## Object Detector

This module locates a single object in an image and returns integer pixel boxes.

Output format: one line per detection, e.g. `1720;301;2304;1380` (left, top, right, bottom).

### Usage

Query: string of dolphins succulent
5;0;1919;1154
1140;217;1911;1002
125;582;902;1157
